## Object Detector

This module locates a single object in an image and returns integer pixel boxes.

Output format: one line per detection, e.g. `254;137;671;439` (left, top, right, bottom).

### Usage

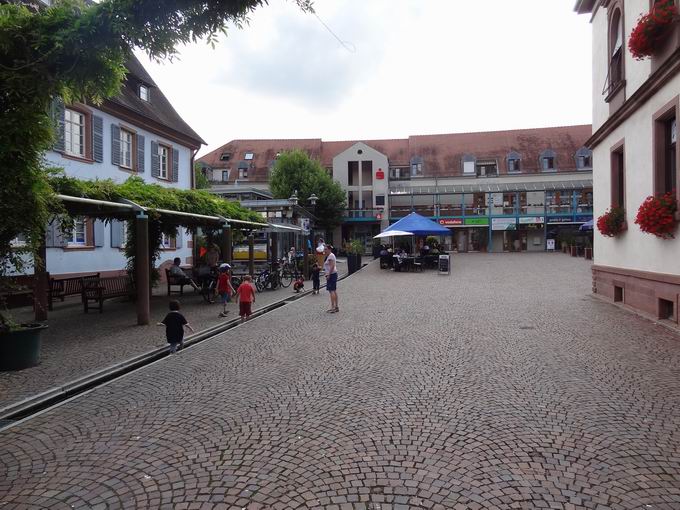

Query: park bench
165;267;193;296
81;275;135;313
49;272;100;310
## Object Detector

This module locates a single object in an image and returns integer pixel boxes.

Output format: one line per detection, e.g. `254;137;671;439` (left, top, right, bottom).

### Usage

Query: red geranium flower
629;0;678;60
635;191;678;239
597;206;626;237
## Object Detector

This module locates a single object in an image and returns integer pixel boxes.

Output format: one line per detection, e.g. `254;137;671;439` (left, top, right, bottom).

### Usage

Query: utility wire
312;12;356;53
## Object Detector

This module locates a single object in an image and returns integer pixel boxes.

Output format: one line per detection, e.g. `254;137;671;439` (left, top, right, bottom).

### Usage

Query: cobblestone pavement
0;261;347;412
2;253;680;509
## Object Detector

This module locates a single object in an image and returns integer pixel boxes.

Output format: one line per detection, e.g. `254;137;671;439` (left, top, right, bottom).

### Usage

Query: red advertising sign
376;168;385;180
439;218;463;226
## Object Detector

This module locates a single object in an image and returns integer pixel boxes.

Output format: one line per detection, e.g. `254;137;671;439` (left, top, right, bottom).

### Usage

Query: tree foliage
0;0;313;283
269;150;346;229
194;163;210;189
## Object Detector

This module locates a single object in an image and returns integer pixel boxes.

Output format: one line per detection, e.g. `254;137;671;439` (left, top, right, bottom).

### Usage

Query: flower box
629;0;679;60
597;207;627;237
635;191;678;239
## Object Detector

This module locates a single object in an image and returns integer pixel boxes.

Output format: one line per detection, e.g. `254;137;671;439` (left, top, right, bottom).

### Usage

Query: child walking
311;262;321;294
158;300;194;353
217;263;234;318
236;275;256;322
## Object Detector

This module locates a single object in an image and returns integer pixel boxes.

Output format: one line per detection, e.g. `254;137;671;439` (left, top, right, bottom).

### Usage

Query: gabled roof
103;55;206;148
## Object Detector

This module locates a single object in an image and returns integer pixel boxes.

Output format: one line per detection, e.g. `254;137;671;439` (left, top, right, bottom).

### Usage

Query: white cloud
134;0;592;156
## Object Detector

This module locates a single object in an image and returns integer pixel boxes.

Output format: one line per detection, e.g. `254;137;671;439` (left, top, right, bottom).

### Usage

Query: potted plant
629;0;678;60
597;206;627;237
635;191;678;239
584;237;593;260
345;239;364;274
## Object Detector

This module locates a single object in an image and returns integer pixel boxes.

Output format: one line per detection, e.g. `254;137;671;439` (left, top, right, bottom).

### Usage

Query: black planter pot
0;323;47;371
347;253;363;274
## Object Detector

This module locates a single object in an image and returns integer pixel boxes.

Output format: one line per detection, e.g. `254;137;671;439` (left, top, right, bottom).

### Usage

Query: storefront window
575;189;593;213
389;194;412;218
546;191;572;214
439;194;464;216
519;191;545;215
412;194;435;216
491;192;516;215
464;193;488;216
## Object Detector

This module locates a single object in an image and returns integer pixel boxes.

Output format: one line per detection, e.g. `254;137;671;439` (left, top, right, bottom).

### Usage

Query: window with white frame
239;167;248;179
411;162;423;176
120;128;133;169
244;151;254;160
10;234;26;247
507;151;521;173
70;217;86;245
139;85;149;102
576;147;593;170
540;150;557;171
222;170;230;182
462;155;476;175
64;108;85;157
161;233;173;249
158;144;169;179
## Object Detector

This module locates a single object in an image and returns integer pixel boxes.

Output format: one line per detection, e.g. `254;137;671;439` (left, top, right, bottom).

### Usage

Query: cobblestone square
1;253;680;509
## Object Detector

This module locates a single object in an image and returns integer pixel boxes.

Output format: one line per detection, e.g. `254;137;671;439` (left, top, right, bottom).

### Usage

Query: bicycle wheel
280;269;293;288
230;276;241;291
255;273;265;292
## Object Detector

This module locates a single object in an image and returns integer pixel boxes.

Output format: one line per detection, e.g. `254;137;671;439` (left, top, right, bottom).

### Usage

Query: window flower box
597;207;627;237
634;191;678;239
629;0;679;60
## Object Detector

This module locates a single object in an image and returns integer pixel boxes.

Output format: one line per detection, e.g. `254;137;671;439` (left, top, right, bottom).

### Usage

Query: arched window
461;154;476;175
605;8;624;98
575;147;593;170
507;151;521;173
540;149;557;172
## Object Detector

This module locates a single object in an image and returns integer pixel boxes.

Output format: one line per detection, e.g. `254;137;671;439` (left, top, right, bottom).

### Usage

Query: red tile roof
198;125;592;182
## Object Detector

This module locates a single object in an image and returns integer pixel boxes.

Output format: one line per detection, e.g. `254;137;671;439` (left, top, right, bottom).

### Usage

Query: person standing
236;275;256;322
316;237;326;268
217;263;234;318
323;244;338;313
157;300;194;353
311;262;321;294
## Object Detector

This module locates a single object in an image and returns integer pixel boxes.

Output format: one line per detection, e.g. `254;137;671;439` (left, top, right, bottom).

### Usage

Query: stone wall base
592;265;680;326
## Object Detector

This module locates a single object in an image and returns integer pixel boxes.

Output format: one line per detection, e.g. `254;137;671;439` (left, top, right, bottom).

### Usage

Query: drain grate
519;326;535;330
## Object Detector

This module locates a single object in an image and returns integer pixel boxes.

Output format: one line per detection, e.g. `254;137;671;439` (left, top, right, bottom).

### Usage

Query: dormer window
244;151;254;160
540;149;557;172
507;151;521;173
139;85;149;102
462;154;476;175
575;147;593;170
220;152;231;161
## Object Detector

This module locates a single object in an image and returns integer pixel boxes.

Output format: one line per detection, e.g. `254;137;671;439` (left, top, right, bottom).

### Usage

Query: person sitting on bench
169;257;199;290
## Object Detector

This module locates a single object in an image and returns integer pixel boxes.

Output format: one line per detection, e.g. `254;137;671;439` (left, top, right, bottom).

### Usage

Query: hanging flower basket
597;206;626;237
629;0;679;60
634;191;678;239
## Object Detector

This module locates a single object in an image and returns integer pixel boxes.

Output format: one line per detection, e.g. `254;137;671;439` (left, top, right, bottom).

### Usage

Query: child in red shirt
217;263;234;318
236;274;256;322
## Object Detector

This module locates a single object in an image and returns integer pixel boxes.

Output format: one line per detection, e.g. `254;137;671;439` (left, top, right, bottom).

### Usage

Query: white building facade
44;56;204;277
577;0;680;325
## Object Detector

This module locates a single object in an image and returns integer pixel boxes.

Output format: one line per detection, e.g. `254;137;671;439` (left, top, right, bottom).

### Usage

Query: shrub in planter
345;239;364;274
634;191;678;239
597;207;627;237
629;0;678;60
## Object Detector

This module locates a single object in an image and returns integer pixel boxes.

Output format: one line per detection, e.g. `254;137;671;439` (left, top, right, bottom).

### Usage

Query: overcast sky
135;0;592;157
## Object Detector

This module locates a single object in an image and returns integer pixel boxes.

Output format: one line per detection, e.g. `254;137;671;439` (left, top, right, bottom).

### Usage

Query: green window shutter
151;141;160;177
172;148;179;183
93;116;104;162
137;134;145;173
111;124;120;166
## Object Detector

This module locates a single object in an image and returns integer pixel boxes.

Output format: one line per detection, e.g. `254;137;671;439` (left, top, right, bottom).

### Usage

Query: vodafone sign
439;218;463;226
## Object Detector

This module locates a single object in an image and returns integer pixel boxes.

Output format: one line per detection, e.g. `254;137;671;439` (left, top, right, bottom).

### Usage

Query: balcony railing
343;208;384;219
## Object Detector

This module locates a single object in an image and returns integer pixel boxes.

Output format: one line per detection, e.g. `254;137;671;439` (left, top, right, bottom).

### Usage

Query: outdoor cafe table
393;255;414;272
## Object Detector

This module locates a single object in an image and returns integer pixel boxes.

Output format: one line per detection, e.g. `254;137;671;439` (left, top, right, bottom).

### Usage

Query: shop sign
518;216;544;224
464;217;489;226
376;168;385;180
546;239;556;251
439;218;463;226
299;218;310;234
491;218;517;231
574;215;592;223
547;216;573;223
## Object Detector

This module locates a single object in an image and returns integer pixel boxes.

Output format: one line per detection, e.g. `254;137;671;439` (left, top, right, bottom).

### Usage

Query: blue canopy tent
579;219;594;231
384;212;451;236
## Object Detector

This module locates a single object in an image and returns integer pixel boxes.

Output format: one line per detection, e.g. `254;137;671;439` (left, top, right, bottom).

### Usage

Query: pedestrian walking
217;263;234;318
311;262;321;294
236;274;256;322
323;244;338;313
157;300;194;353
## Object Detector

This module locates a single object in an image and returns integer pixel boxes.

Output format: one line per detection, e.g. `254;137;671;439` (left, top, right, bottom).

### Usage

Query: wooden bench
81;275;134;313
49;273;100;310
165;267;194;296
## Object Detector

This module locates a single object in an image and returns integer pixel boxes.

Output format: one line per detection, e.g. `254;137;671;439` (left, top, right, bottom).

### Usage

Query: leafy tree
0;0;312;326
194;162;210;189
269;150;346;229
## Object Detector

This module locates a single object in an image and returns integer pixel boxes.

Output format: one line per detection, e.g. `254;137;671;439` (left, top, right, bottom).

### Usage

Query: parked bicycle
256;260;292;291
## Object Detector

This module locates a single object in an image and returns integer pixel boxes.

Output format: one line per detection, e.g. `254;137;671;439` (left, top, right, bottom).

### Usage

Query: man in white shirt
323;244;338;313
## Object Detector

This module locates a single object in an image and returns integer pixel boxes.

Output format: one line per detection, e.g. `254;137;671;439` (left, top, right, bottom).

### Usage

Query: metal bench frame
49;273;100;310
81;275;134;313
